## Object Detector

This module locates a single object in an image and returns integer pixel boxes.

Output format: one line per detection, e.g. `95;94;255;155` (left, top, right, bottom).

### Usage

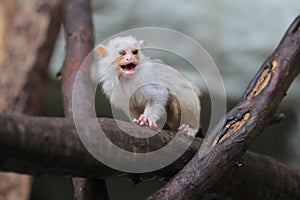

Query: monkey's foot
133;114;158;130
178;124;195;137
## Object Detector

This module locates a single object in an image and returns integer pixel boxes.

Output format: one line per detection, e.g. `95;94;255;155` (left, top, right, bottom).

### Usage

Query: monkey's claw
133;114;158;129
178;124;195;137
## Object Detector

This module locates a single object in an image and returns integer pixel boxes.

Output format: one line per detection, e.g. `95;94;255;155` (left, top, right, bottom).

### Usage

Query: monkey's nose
126;56;135;62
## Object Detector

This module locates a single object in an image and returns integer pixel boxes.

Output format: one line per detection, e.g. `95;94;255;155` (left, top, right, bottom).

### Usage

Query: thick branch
0;0;61;199
0;113;300;199
0;0;16;65
61;0;109;199
61;0;94;118
149;16;300;200
0;0;61;115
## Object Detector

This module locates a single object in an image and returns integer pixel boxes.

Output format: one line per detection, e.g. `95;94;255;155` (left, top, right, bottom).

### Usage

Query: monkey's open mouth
120;63;136;75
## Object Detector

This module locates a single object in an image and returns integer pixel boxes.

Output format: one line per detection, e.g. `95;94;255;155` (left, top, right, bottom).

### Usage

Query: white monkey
96;36;200;135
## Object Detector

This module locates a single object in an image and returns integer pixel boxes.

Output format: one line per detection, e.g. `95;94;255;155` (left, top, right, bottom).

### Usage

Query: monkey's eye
119;50;126;56
132;49;139;55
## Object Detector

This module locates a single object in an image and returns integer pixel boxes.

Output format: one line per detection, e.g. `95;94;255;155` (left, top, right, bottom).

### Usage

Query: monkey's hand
132;114;158;130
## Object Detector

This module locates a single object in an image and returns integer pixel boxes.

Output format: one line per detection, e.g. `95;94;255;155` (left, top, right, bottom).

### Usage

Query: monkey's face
114;48;139;77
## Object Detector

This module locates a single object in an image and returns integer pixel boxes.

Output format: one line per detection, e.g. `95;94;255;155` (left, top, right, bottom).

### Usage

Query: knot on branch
67;30;93;44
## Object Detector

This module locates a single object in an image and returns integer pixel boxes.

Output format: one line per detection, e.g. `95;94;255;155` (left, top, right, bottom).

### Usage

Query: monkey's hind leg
178;124;197;137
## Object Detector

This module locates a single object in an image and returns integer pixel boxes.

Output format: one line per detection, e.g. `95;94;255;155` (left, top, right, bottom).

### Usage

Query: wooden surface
0;113;299;199
149;15;300;200
0;0;61;199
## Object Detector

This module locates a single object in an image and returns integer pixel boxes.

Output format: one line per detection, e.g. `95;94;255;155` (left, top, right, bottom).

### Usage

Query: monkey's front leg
132;103;166;130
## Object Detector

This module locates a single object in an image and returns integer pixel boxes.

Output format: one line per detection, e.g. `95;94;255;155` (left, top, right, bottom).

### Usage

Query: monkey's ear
95;45;107;57
139;40;146;46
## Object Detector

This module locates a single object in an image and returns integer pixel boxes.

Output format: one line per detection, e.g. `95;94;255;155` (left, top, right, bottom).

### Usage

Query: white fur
97;36;201;129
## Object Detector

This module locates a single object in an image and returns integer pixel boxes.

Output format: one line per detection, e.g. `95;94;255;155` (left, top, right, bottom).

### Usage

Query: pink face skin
115;48;139;77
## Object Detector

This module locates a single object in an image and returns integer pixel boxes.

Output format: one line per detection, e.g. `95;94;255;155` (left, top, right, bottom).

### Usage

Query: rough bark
149;15;300;200
0;0;61;115
0;113;299;199
0;0;61;200
0;0;16;65
61;0;109;199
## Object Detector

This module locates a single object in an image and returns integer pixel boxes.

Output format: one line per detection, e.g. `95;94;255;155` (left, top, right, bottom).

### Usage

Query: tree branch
149;15;300;200
0;113;299;199
0;0;61;115
0;0;61;199
61;0;109;199
61;0;94;117
0;0;16;64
